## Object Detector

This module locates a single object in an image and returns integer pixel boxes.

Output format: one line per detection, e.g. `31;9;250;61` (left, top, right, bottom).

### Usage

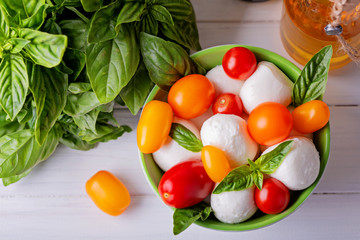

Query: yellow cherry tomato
137;100;173;153
292;100;330;134
86;170;131;216
201;145;232;182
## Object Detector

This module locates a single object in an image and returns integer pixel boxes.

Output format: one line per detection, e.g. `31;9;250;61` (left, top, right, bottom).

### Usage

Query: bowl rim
138;44;331;231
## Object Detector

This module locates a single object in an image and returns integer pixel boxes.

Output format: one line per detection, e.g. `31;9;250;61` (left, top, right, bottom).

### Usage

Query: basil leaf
2;168;32;186
54;0;81;8
9;38;30;53
0;129;34;163
16;106;34;125
63;48;86;81
20;28;67;68
253;170;263;190
0;124;62;179
292;45;332;107
213;165;254;194
247;158;259;171
140;32;200;91
96;101;114;113
116;2;145;26
87;0;121;44
150;5;174;25
86;23;139;103
160;13;201;51
120;61;153;115
97;111;119;127
55;60;73;75
169;123;203;152
156;0;192;21
256;140;293;174
81;0;103;12
60;132;96;151
0;7;10;41
64;91;101;117
59;19;87;50
173;202;212;235
0;54;29;120
158;0;201;51
0;0;44;19
29;65;68;145
68;82;92;94
21;4;49;29
0;109;25;137
42;18;62;35
80;123;131;144
140;14;158;35
73;108;100;134
59;116;96;150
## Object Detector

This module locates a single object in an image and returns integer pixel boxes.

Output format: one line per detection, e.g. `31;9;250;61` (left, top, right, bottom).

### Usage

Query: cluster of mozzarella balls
153;56;320;224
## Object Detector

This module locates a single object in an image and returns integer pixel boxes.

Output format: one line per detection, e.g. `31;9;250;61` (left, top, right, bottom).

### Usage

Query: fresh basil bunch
0;0;201;185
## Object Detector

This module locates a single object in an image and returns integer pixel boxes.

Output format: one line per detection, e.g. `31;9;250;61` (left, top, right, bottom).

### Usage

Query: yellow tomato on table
86;170;131;216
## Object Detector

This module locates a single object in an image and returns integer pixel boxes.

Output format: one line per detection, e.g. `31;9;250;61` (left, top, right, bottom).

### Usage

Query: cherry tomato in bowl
248;102;293;146
292;100;330;134
255;178;290;215
201;145;231;182
212;93;243;116
158;160;214;209
137;100;173;154
168;74;215;119
222;47;257;80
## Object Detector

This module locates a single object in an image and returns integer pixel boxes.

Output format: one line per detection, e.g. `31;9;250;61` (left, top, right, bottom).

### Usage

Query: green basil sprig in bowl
138;44;330;232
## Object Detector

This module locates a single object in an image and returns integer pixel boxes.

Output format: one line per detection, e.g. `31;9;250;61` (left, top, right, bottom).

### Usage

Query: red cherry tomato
292;100;330;134
86;171;131;216
167;74;215;119
255;178;290;214
212;93;243;116
222;47;257;80
158;160;214;209
248;102;293;146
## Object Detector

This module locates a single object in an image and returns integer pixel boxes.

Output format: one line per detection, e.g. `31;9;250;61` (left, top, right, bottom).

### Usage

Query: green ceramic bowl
139;45;330;231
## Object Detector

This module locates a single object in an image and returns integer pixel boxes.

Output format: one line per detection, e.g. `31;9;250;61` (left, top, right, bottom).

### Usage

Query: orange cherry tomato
201;145;231;182
292;100;330;134
248;102;293;146
137;100;173;153
167;74;215;119
86;170;131;216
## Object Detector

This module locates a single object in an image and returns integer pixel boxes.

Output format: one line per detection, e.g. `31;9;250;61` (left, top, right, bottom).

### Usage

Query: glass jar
280;0;360;70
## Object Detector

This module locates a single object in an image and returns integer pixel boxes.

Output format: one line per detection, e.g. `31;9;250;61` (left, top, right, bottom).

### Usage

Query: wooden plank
0;106;358;196
0;193;359;239
192;0;283;22
316;106;360;193
197;22;360;105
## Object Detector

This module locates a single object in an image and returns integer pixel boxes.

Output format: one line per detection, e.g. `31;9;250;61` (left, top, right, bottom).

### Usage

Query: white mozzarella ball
211;186;257;224
152;117;201;172
240;61;293;114
206;65;244;97
264;137;320;191
200;114;259;167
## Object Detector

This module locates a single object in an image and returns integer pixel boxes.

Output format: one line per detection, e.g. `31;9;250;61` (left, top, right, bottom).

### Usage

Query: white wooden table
1;0;360;239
